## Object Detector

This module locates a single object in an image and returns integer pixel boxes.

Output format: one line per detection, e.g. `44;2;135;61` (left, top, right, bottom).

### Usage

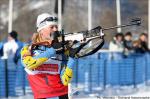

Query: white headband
36;13;58;32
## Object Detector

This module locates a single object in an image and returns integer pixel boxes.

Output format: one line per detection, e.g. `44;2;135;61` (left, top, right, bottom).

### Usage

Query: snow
1;87;150;99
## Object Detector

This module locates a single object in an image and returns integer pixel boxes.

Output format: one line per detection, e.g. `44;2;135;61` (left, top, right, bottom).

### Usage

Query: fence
71;52;150;95
0;52;150;98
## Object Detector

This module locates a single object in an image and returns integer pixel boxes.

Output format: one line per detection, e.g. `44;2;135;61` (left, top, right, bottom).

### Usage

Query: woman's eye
50;26;54;29
50;26;58;29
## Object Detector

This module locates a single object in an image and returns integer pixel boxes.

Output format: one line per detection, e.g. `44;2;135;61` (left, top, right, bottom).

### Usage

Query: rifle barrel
102;23;138;31
64;18;141;35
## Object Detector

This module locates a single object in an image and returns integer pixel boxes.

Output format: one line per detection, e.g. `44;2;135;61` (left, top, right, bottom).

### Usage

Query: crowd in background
109;32;149;59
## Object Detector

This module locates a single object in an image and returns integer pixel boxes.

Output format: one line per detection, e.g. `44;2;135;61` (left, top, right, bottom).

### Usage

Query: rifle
52;18;141;59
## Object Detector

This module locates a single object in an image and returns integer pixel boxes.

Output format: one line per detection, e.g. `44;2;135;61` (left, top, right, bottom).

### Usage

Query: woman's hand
21;45;32;59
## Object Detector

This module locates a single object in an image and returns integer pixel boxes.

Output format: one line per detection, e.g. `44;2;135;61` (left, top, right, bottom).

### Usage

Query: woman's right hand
21;45;32;58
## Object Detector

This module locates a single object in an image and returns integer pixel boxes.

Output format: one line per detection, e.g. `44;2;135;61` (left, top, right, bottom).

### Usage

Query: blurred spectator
139;33;149;53
123;32;133;56
132;40;142;53
1;31;24;63
1;31;19;59
109;33;124;59
109;33;124;52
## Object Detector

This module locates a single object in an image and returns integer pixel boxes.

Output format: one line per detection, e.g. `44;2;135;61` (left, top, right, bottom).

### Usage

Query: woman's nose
53;26;58;31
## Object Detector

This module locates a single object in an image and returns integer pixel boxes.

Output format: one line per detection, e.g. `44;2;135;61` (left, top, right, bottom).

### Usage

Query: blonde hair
31;33;52;47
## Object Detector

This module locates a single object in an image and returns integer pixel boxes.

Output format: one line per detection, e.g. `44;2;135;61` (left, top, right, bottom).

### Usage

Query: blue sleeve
33;47;56;59
67;57;77;69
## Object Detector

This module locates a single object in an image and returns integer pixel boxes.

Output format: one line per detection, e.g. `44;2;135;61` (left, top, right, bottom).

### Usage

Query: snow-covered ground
1;84;150;99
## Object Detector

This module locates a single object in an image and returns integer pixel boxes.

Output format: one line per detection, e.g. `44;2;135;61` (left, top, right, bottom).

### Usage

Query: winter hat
9;30;18;40
36;13;58;32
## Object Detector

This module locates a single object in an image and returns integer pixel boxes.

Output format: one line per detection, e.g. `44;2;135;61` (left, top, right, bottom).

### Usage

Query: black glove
68;47;79;58
52;41;69;54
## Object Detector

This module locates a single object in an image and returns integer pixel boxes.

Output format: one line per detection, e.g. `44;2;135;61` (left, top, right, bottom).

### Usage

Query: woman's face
41;25;58;40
